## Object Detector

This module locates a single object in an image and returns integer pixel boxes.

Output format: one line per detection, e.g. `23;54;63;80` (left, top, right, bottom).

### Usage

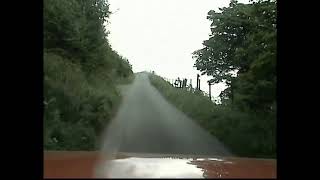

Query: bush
44;52;124;150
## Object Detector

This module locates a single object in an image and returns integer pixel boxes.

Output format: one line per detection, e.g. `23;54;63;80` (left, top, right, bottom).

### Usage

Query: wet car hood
44;151;276;178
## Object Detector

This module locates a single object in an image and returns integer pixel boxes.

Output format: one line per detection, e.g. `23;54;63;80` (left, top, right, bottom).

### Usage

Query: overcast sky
106;0;249;99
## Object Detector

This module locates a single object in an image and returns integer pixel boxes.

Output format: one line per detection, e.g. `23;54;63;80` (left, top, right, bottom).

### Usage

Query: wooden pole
208;82;212;100
196;74;200;90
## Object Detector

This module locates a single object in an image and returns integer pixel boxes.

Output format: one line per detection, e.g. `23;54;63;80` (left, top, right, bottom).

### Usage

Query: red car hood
44;151;276;178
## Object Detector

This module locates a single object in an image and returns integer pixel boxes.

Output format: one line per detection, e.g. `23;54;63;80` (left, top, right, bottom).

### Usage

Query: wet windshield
44;0;276;178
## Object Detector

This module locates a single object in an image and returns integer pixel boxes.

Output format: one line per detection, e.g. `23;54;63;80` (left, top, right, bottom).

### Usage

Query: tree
44;0;113;71
192;0;276;112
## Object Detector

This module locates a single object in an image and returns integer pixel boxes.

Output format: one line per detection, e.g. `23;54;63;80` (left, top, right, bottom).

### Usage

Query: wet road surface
100;72;232;157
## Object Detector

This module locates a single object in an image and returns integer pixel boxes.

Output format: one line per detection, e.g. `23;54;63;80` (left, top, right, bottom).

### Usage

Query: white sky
106;0;249;99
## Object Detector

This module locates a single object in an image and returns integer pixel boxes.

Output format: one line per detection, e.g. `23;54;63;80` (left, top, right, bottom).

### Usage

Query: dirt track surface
101;72;232;156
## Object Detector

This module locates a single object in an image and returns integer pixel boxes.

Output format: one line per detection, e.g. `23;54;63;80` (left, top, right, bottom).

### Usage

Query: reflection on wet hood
95;157;224;178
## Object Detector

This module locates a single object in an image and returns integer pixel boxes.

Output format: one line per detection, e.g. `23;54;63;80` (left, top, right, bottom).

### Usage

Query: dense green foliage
193;0;276;113
44;0;133;150
149;0;276;158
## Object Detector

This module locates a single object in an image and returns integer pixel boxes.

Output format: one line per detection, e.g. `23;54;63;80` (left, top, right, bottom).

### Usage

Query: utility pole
208;81;212;100
196;74;200;90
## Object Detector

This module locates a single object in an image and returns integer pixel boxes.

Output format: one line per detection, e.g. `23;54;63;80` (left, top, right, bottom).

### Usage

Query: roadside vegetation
44;0;133;150
149;0;276;158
